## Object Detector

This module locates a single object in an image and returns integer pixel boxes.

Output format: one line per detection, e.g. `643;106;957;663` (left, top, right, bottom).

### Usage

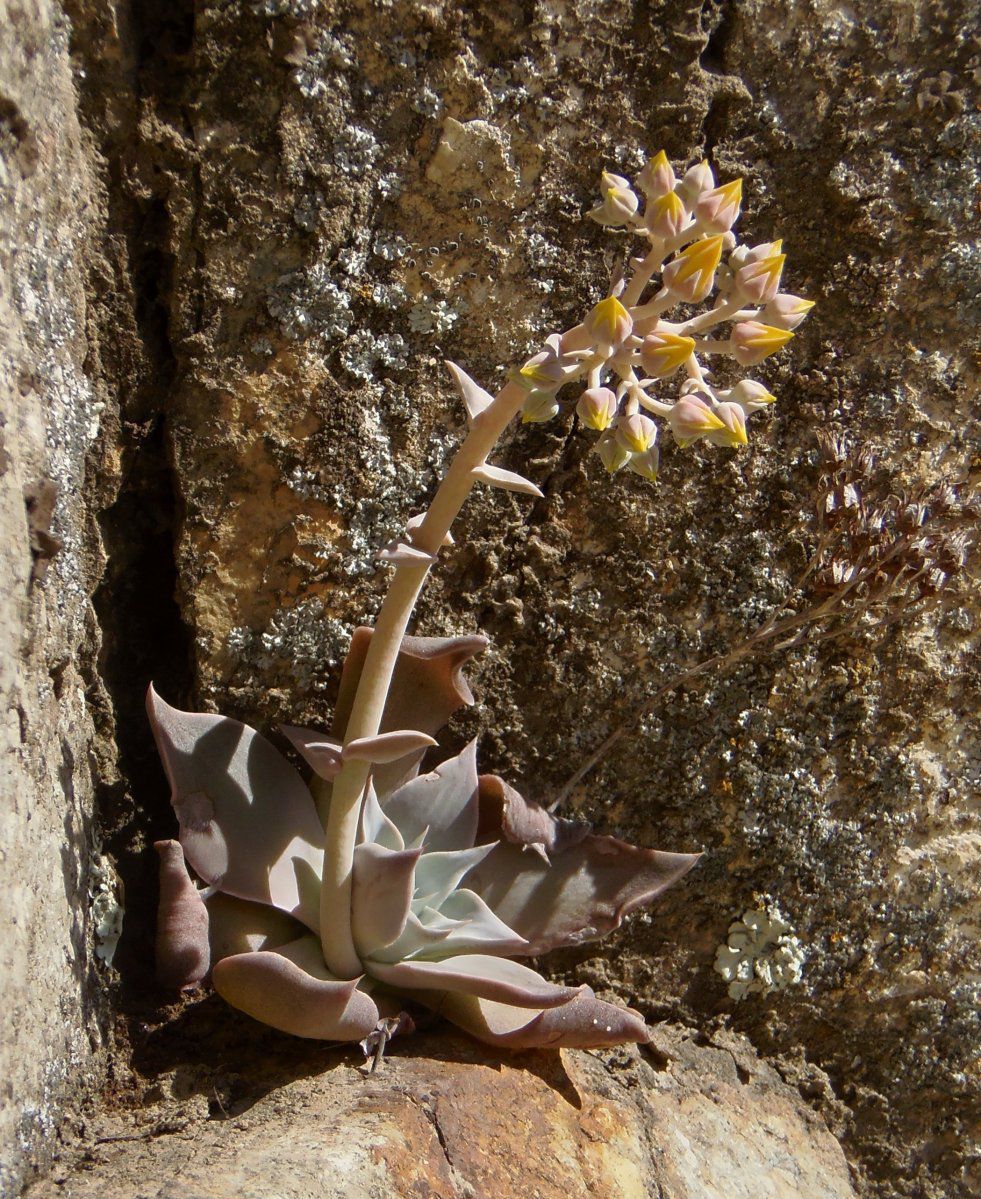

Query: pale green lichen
89;849;123;966
714;900;806;1001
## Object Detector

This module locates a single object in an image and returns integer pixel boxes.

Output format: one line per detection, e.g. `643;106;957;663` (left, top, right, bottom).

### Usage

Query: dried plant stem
550;562;915;811
317;379;527;979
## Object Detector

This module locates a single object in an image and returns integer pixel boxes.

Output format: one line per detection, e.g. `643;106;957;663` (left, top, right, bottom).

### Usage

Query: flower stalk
316;379;528;977
315;151;815;977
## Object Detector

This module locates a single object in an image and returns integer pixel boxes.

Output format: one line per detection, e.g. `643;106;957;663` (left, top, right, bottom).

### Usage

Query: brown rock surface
26;1029;857;1199
0;0;112;1190
2;0;977;1196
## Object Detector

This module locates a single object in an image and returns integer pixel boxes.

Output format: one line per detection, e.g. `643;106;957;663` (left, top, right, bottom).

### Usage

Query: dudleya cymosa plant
149;152;813;1055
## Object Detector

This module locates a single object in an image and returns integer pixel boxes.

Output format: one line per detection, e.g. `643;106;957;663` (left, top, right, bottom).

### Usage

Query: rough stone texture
2;0;978;1197
0;0;114;1192
25;1028;857;1199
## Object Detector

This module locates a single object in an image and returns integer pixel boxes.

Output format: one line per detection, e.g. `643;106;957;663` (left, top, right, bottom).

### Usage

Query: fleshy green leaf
334;631;487;796
469;775;700;954
446;361;494;423
376;541;437;567
365;953;577;1008
360;781;405;852
434;985;651;1049
351;843;421;956
279;725;343;780
212;935;380;1041
419;888;527;958
472;463;544;498
409;843;496;910
206;893;307;964
155;839;210;990
344;730;438;764
476;773;590;860
383;740;479;853
147;686;324;930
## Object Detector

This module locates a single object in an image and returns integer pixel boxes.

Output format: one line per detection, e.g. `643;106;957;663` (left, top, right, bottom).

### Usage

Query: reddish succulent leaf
212;935;379;1041
206;893;306;964
366;953;578;1008
333;629;487;794
469;776;700;955
351;843;421;956
434;985;651;1049
345;730;438;763
280;725;343;780
154;839;210;990
147;686;324;930
383;740;479;853
476;774;591;858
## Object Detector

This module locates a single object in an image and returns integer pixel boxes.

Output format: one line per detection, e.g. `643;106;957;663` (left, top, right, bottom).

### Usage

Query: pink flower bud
730;321;794;366
615;412;658;454
596;431;630;473
521;391;561;423
645;189;688;238
661;235;724;303
640;330;696;378
695;178;743;233
734;252;787;304
576;387;619;431
588;171;639;227
676;159;715;209
762;293;815;331
744;239;783;263
667;394;727;446
637;150;676;198
726;379;776;412
628;445;660;482
584;296;634;352
706;401;748;448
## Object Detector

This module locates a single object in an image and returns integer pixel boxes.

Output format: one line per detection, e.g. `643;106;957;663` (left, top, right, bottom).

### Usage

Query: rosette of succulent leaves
149;151;813;1057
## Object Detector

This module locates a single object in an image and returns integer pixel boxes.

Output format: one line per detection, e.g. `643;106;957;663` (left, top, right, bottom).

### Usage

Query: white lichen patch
408;298;460;337
88;850;123;966
714;901;806;1001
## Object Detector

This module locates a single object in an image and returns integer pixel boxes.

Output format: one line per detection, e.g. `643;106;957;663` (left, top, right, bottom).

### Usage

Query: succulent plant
150;629;698;1049
149;151;812;1054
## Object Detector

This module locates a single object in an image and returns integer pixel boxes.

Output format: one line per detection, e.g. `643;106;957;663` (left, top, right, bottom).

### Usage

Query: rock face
0;0;111;1191
25;1029;857;1199
1;0;977;1197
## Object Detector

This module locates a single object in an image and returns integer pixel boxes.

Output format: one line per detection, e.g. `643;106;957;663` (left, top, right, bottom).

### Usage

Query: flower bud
706;401;748;447
596;431;630;473
627;445;660;482
667;394;727;446
576;386;619;431
615;412;658;454
661;235;724;303
694;178;743;233
640;329;696;378
518;336;586;391
743;239;783;264
588;171;640;227
521;391;561;423
726;379;776;412
637;150;675;198
762;293;815;330
676;159;715;209
731;321;794;365
519;354;566;390
584;295;634;353
734;252;786;304
645;189;688;238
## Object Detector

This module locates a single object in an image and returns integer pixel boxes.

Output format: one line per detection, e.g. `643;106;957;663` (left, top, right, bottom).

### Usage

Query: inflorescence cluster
513;152;814;482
